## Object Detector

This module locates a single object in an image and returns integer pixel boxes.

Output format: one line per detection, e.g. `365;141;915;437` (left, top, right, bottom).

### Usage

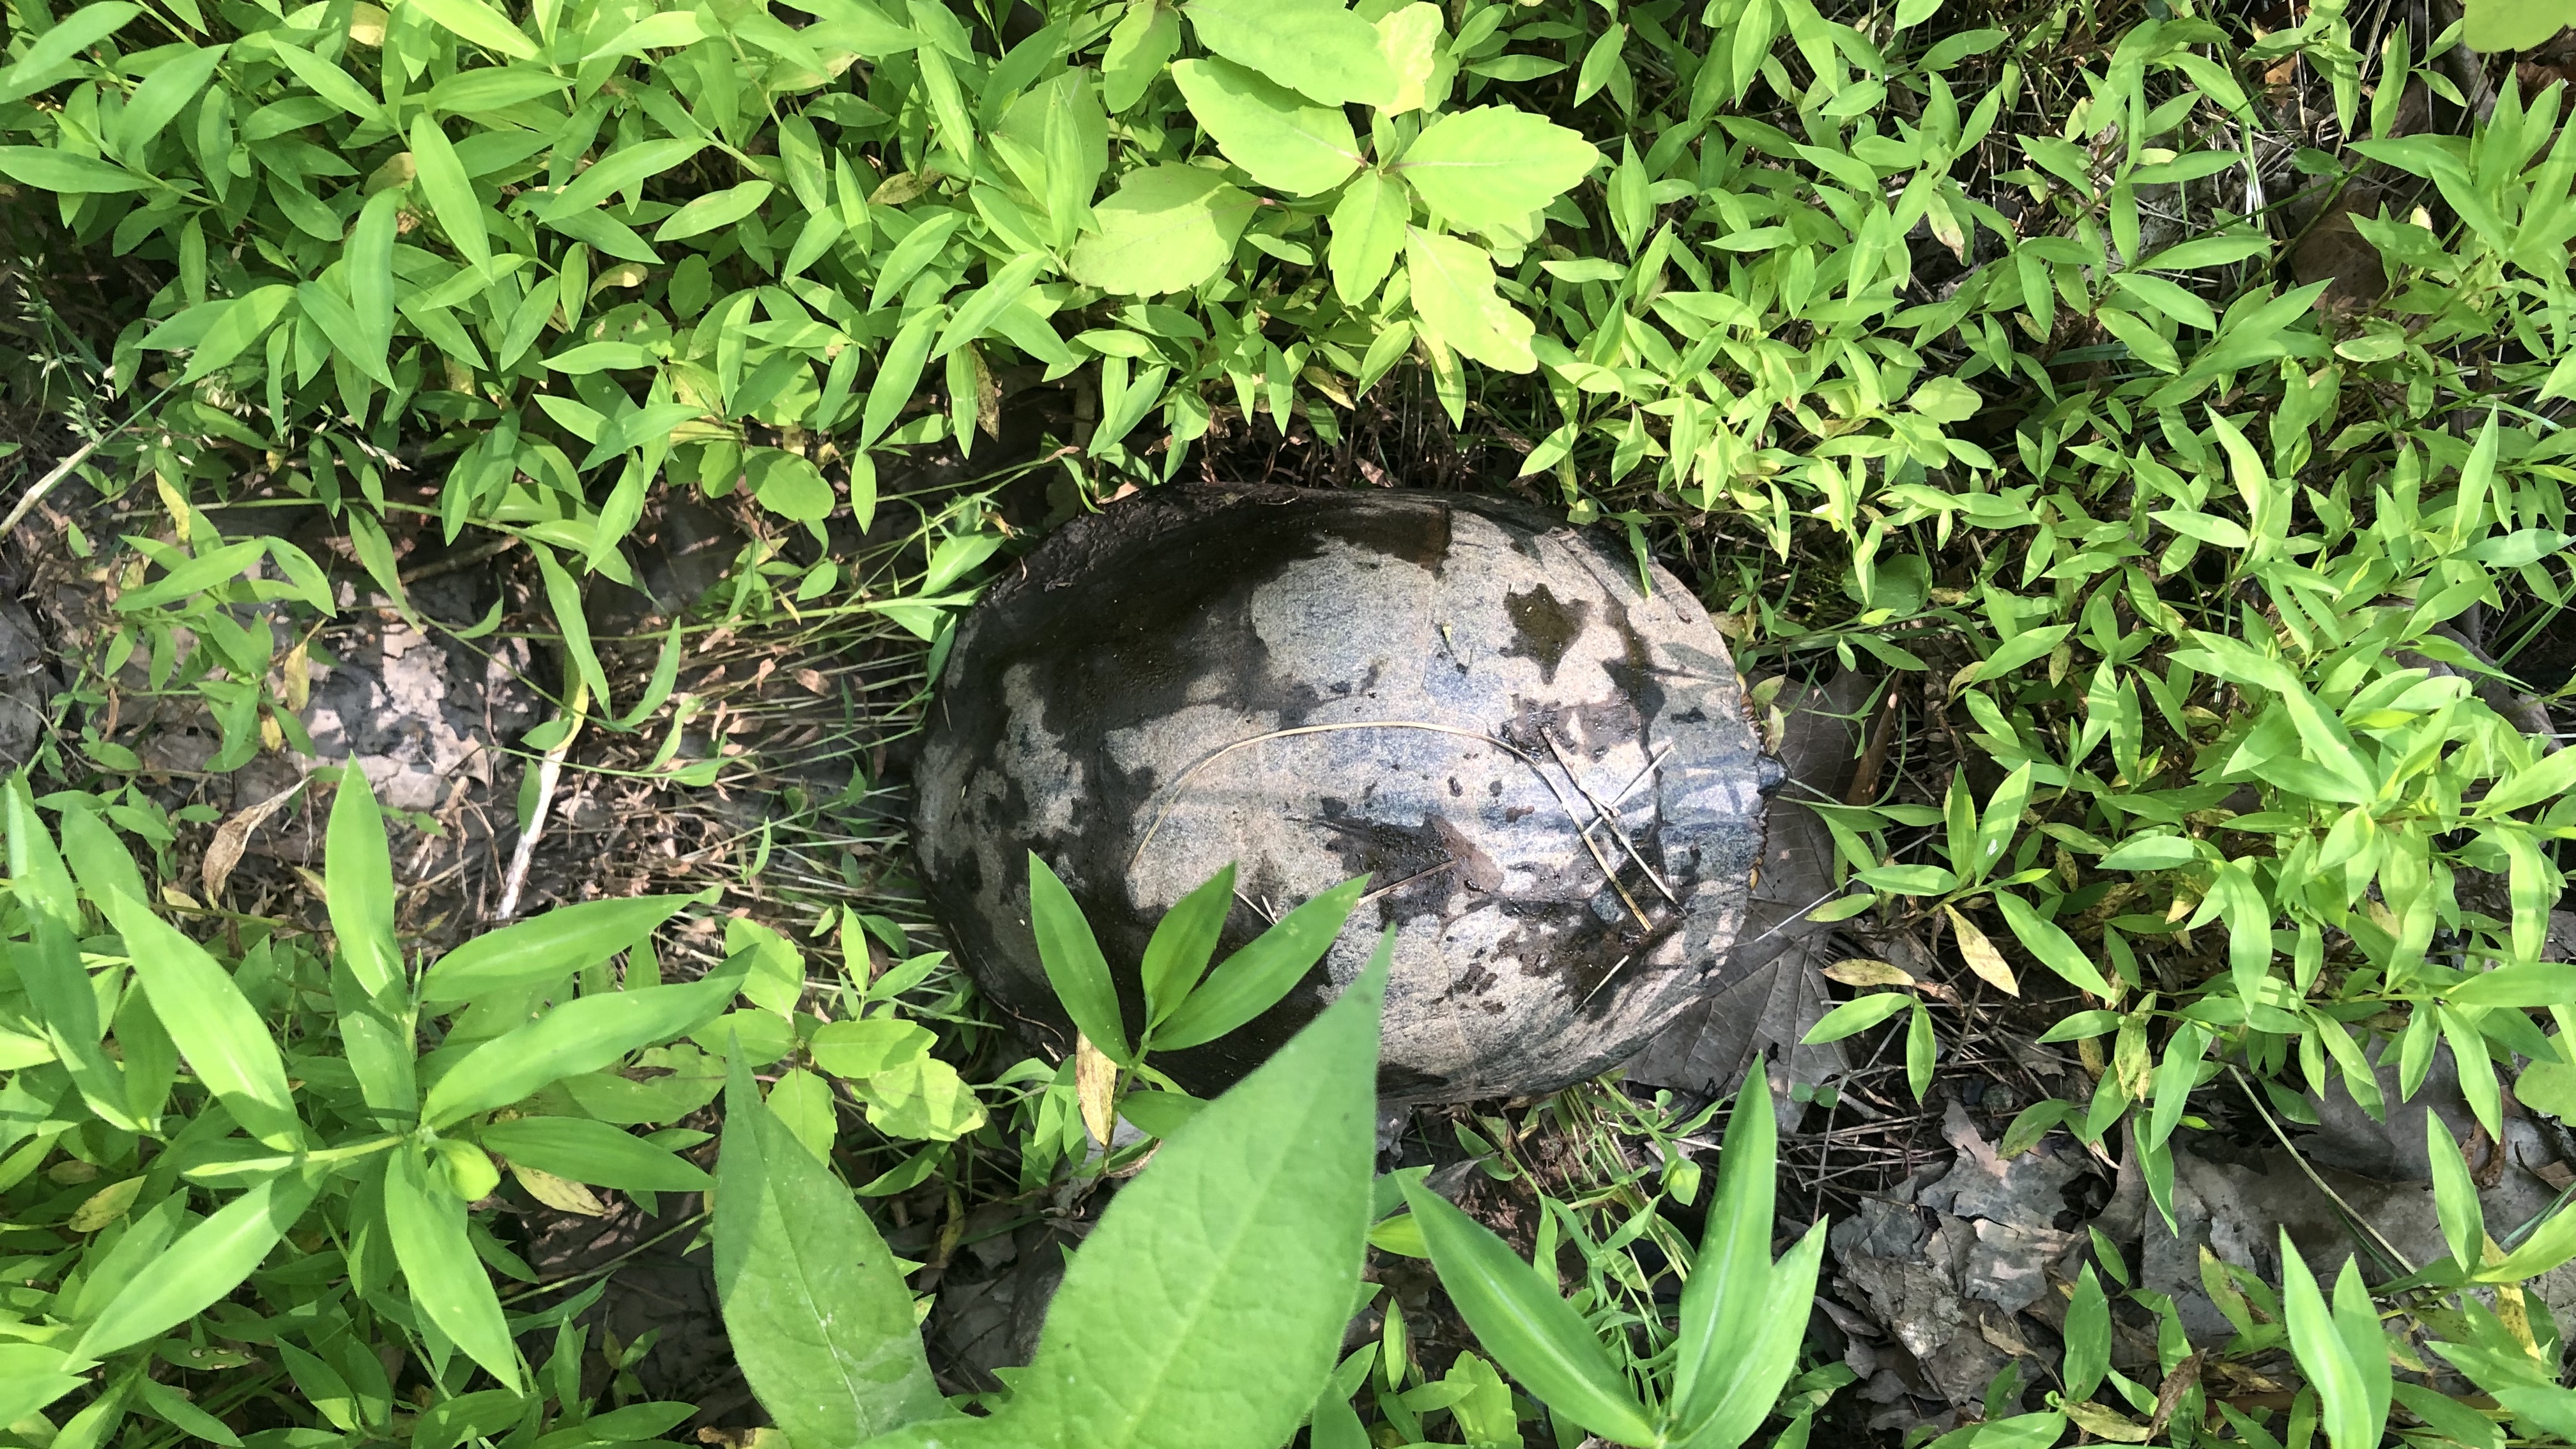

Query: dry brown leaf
512;1163;607;1217
795;668;827;694
203;779;309;901
1823;958;1915;988
1074;1032;1119;1146
1946;905;2020;996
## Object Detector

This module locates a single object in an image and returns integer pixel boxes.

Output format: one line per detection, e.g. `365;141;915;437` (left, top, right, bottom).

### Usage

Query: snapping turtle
912;484;1774;1105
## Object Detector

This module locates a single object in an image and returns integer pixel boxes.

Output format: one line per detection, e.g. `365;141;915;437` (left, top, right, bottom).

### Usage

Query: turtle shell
911;483;1770;1105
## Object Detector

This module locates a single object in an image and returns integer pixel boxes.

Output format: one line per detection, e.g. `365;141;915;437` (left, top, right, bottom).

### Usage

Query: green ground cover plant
0;0;2572;1441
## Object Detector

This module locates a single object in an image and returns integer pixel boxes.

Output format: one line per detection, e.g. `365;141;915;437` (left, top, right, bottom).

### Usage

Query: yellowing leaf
70;1176;146;1231
1075;1032;1119;1146
1945;906;2020;995
1822;958;1915;988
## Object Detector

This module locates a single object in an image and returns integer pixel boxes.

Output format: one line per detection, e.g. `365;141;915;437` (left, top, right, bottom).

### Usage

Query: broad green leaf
1184;0;1397;107
744;447;835;521
1153;875;1366;1050
2426;1114;2482;1268
1993;891;2116;997
408;115;491;271
75;1173;320;1358
58;806;144;908
116;537;265;611
715;1050;945;1443
854;1057;986;1140
811;1018;935;1078
0;146;148;193
1027;852;1131;1061
102;891;302;1149
1402;1178;1658;1445
977;935;1391;1449
477;1117;712;1191
1403;227;1536;373
1141;863;1236;1025
657;180;774;241
411;0;537;56
2465;0;2566;52
1328;169;1408;303
387;1147;523;1392
1066;163;1256;295
326;770;401;995
2108;271;2218;330
420;894;693;1005
766;1068;838;1162
1102;0;1181;111
859;305;944;448
269;41;382;122
420;965;744;1127
1172;57;1362;195
1392;106;1599;233
1677;1220;1827;1449
0;1347;84;1426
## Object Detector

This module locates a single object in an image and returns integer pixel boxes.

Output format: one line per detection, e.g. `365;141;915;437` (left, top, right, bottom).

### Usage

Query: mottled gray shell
911;484;1768;1105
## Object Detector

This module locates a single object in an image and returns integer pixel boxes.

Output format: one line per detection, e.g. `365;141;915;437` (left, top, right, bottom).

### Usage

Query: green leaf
0;146;147;193
420;965;744;1127
810;1018;935;1078
1172;57;1362;195
1328;169;1408;303
2426;1113;2483;1268
387;1147;523;1392
176;285;295;385
410;0;539;57
2280;1232;2372;1449
854;1057;986;1141
1184;0;1397;107
2138;232;2271;270
101;891;303;1149
2332;1259;2394;1446
1141;863;1236;1026
656;180;774;241
1670;1068;1777;1430
75;1173;321;1358
2063;1264;2110;1399
541;138;705;220
1103;0;1181;111
2097;836;2197;870
480;1116;713;1191
326;770;402;995
1403;227;1536;373
420;895;693;1006
1153;875;1366;1051
716;1048;945;1442
2108;271;2218;330
859;305;944;448
268;41;383;123
0;3;142;103
1066;163;1257;295
2465;0;2567;52
1392;106;1599;233
1802;992;1915;1043
977;933;1391;1449
409;115;491;271
109;45;224;162
1027;852;1131;1061
1993;891;2115;997
1908;376;1982;424
744;447;835;521
2478;746;2576;817
1402;1178;1658;1446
